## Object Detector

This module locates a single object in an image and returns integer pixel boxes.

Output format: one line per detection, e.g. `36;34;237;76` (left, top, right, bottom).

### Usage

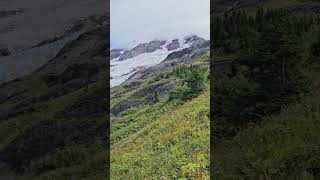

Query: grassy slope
111;89;210;179
110;55;210;179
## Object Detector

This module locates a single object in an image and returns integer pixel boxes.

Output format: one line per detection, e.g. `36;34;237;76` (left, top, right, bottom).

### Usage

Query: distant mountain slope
0;0;107;51
110;40;209;116
0;0;107;84
111;35;206;60
110;35;207;87
0;23;108;179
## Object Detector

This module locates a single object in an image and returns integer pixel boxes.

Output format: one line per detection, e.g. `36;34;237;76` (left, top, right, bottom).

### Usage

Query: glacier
110;39;192;88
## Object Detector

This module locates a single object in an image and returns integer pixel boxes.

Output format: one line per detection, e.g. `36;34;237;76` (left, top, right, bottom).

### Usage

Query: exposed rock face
119;43;147;61
0;0;107;84
127;40;210;81
114;36;207;62
110;49;124;60
184;35;206;46
165;48;193;60
119;50;133;60
118;40;167;61
146;40;166;52
166;39;180;51
111;81;176;116
0;15;108;84
109;40;210;117
129;43;148;54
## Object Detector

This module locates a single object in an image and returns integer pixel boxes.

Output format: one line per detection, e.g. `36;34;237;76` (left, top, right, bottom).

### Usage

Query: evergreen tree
239;17;308;115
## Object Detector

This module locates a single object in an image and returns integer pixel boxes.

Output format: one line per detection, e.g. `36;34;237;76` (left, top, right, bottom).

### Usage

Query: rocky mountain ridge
0;17;108;179
0;0;107;85
110;35;207;88
110;39;210;116
111;35;206;61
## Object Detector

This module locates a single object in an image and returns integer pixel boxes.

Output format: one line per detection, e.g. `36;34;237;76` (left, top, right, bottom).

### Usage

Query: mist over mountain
110;0;210;48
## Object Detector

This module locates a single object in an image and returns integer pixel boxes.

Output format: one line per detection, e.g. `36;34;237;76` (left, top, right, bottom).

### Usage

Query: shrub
169;65;208;102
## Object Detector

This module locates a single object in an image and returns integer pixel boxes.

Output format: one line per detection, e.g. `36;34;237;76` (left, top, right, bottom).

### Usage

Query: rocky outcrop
115;36;207;61
119;43;147;61
111;81;176;116
165;40;209;61
125;40;210;81
110;49;124;60
166;39;180;51
146;40;166;52
184;35;206;46
165;48;194;61
110;40;210;117
0;15;108;84
0;0;107;84
118;40;167;61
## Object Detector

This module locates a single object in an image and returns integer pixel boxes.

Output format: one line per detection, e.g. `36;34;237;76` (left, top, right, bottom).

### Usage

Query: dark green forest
212;6;320;178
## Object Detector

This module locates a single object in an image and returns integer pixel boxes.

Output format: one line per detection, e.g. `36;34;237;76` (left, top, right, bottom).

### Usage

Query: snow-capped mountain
110;35;206;88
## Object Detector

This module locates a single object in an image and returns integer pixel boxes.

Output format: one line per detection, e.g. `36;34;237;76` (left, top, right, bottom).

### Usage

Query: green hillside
212;0;320;178
214;90;320;179
110;53;210;179
111;89;210;179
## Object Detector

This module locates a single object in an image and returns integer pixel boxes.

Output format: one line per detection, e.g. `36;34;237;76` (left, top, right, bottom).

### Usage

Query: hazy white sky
111;0;210;48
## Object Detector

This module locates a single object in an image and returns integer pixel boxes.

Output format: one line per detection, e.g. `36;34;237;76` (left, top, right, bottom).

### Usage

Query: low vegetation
110;56;210;179
213;5;320;179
